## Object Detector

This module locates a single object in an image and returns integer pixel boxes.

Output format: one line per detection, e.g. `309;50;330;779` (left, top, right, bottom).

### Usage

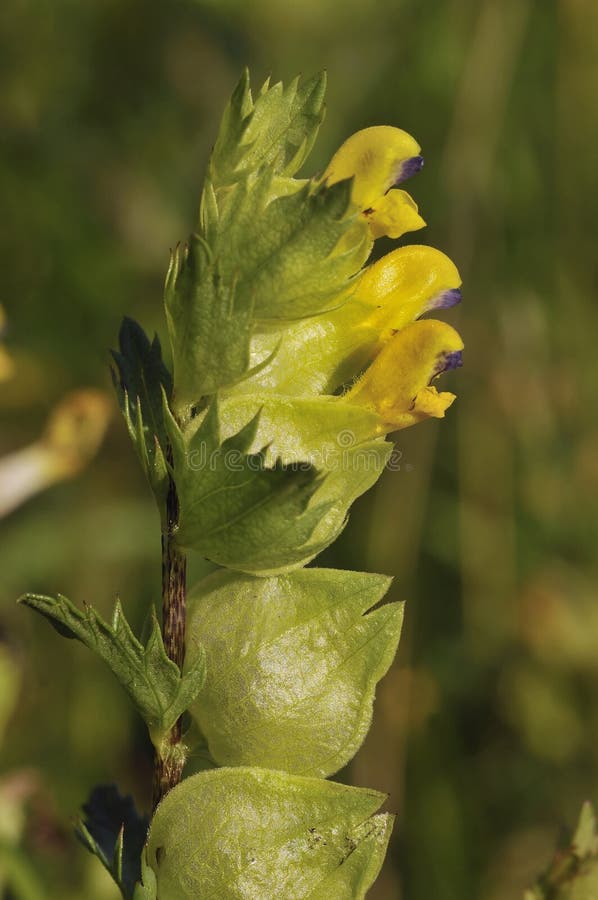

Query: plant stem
153;450;187;810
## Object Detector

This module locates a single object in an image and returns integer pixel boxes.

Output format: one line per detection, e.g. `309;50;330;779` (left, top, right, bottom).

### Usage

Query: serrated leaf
301;438;392;560
237;243;463;398
168;400;331;574
165;72;368;409
557;864;598;900
218;392;384;466
306;814;395;900
146;767;392;899
214;393;392;569
234;296;378;397
528;802;598;900
208;69;253;187
75;785;149;900
167;178;369;410
133;848;158;900
214;174;370;321
186;568;402;777
164;235;254;411
168;396;390;574
573;803;598;858
111;317;172;500
209;71;327;187
18;594;206;742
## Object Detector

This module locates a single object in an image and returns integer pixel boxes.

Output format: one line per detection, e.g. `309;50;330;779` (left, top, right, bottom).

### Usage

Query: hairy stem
153;450;187;810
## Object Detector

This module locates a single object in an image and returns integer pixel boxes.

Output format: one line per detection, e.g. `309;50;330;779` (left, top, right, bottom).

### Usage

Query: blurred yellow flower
0;389;111;518
0;305;14;382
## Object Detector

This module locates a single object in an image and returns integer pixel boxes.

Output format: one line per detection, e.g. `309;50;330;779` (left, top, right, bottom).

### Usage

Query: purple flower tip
431;350;463;380
444;350;463;371
430;288;462;311
397;155;424;184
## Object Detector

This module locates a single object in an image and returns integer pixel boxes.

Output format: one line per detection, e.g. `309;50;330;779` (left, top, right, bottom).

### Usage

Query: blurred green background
1;0;597;897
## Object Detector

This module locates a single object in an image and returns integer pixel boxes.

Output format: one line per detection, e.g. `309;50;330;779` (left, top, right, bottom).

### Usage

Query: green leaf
528;803;598;900
18;594;206;744
234;297;381;398
146;767;393;900
207;68;253;188
214;174;370;321
167;179;369;411
111;317;172;502
186;568;402;777
562;868;598;900
218;392;384;466
164;235;254;412
165;71;368;409
133;849;158;900
215;393;393;569
301;438;391;560
169;398;391;574
572;802;598;858
75;785;149;900
209;71;327;187
306;814;394;900
168;401;332;574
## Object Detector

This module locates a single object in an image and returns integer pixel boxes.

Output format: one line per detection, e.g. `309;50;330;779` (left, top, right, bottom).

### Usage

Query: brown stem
152;451;187;810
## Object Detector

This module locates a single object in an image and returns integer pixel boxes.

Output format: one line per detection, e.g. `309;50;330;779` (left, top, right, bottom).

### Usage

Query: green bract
165;70;370;416
209;71;327;185
166;175;369;411
186;568;402;776
167;401;329;573
166;398;391;573
525;803;598;900
146;768;393;900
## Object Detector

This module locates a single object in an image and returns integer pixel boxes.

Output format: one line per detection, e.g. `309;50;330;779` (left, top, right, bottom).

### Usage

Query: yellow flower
237;242;462;399
0;305;14;382
366;190;426;240
346;319;463;432
320;126;463;431
323;126;426;239
353;244;462;347
242;124;464;429
0;390;111;518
